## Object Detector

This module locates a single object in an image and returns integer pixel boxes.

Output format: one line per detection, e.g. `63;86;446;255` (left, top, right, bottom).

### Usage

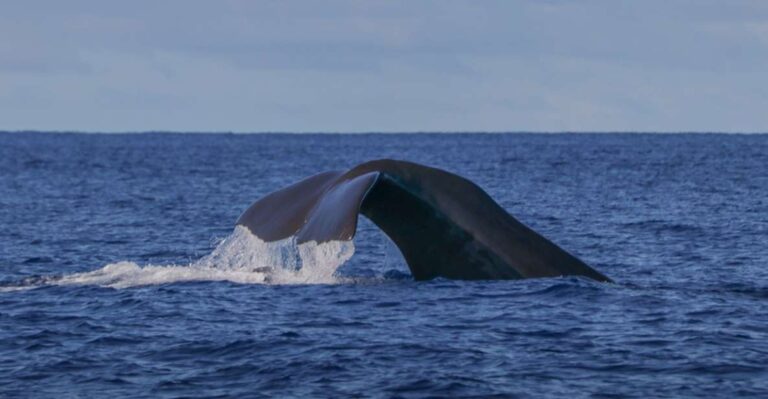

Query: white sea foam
3;226;355;290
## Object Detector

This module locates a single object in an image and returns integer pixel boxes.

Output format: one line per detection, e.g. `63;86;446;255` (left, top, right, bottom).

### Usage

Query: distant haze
1;1;767;133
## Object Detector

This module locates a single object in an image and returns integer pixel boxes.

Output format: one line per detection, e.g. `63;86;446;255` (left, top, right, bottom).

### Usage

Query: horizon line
1;130;766;135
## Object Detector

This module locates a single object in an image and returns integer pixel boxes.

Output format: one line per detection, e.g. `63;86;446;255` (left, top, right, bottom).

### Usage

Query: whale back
236;159;612;282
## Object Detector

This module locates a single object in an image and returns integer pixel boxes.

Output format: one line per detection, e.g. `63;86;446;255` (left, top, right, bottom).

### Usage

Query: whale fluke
237;159;612;282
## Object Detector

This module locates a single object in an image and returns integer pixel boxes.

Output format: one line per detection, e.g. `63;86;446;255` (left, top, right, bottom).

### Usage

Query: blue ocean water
0;132;767;398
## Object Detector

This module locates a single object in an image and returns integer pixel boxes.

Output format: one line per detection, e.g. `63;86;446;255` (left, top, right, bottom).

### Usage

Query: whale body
237;159;612;282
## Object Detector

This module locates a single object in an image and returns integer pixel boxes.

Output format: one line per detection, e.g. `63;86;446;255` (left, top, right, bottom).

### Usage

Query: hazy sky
1;1;767;132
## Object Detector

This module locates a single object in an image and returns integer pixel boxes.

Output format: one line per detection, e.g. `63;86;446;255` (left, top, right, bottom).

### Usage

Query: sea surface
1;133;767;398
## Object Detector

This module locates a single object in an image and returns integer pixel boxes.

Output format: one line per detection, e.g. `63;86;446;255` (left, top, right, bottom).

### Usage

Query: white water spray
2;226;355;290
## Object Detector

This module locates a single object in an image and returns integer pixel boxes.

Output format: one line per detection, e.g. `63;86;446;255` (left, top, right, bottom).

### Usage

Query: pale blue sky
1;1;767;132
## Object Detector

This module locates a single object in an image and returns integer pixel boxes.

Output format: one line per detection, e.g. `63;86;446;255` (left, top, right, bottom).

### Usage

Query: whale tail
237;159;612;283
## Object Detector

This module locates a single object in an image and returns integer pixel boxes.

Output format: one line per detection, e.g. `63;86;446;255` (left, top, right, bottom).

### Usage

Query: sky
1;1;767;133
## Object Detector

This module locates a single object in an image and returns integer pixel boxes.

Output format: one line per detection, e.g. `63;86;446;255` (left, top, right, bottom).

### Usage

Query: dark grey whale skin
237;159;612;282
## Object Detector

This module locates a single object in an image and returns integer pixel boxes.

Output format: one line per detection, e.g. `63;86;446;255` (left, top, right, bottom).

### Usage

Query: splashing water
3;226;355;290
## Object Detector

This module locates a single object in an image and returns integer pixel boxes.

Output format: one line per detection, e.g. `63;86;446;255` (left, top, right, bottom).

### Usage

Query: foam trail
1;226;355;291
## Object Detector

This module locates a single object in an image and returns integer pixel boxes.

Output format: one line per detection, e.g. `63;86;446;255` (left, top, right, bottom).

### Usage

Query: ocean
1;133;766;397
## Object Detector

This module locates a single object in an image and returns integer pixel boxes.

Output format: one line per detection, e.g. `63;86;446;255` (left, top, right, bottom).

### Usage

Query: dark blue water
1;133;767;398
